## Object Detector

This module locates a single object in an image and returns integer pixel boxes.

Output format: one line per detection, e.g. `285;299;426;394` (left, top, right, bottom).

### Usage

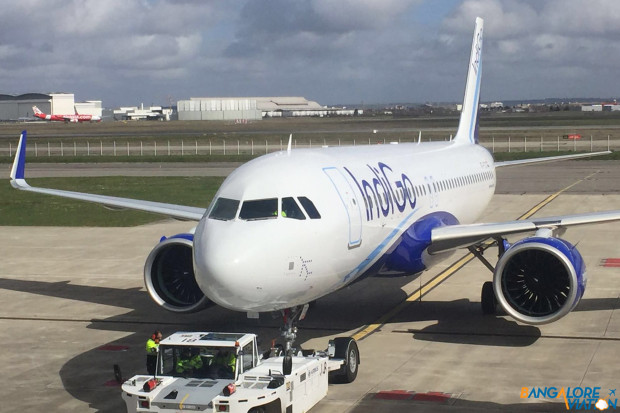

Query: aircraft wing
9;131;206;221
430;210;620;254
429;150;617;252
495;151;610;168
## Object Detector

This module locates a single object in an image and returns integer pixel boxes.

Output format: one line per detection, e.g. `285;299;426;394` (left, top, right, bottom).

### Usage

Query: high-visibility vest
176;358;190;373
189;355;203;369
215;353;236;372
176;355;202;373
146;339;159;355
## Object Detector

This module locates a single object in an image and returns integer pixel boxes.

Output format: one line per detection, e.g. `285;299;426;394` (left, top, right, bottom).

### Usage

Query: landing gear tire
331;337;359;383
481;281;497;315
282;354;292;375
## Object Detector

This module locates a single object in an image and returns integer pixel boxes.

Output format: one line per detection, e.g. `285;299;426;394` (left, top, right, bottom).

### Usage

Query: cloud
0;0;618;106
443;0;620;100
0;0;226;102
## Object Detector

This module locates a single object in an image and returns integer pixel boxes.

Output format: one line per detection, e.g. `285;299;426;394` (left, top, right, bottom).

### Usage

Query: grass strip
0;176;224;226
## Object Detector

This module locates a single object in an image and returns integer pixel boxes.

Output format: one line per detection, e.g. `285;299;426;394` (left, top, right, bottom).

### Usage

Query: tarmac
0;161;619;412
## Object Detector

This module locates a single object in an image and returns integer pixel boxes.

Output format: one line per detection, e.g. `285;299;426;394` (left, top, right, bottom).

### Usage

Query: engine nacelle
493;236;586;325
144;233;211;313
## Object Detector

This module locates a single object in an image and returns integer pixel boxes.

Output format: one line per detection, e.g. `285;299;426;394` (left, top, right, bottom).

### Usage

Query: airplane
32;105;102;123
9;17;620;353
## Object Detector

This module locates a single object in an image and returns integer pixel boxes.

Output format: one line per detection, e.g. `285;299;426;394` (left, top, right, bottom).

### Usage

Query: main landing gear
468;238;506;316
481;281;497;315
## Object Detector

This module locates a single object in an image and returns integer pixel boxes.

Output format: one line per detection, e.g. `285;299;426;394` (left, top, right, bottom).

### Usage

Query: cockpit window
209;197;239;221
281;197;306;220
239;198;278;220
297;197;321;219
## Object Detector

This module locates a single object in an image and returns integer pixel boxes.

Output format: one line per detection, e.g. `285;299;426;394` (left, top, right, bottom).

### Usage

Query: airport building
581;103;620;112
113;104;173;121
0;93;102;121
177;96;362;121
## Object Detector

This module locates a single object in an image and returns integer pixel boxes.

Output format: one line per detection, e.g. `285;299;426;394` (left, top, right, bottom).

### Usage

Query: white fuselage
193;141;495;312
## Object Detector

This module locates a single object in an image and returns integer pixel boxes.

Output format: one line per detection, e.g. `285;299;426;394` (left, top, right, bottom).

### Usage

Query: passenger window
209;197;240;221
297;197;321;219
281;197;306;220
239;198;278;220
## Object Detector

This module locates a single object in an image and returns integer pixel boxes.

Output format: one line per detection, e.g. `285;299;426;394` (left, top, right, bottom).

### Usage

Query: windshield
160;345;238;380
208;197;239;221
281;197;306;220
239;198;278;220
298;196;321;219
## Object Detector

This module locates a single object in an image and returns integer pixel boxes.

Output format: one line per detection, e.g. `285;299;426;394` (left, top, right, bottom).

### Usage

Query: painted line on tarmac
351;173;598;342
515;171;599;220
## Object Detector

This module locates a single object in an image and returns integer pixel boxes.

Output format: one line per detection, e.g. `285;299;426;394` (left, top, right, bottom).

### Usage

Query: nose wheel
280;304;309;355
279;305;309;375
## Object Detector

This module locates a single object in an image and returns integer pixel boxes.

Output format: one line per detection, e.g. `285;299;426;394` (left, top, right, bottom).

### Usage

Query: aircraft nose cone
192;218;270;312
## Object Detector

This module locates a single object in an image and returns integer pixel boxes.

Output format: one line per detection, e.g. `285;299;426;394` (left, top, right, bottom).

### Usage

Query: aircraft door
323;167;362;248
425;175;439;208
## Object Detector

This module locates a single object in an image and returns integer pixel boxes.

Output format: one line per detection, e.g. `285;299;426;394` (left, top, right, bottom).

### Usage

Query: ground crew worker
214;349;237;375
146;330;162;375
176;348;203;375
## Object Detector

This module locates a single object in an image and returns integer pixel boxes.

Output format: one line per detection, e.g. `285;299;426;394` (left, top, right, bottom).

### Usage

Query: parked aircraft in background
32;105;101;123
10;18;619;351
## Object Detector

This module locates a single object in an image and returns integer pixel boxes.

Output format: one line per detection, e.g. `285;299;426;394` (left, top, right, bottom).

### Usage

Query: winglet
453;17;483;145
287;134;293;154
10;131;29;187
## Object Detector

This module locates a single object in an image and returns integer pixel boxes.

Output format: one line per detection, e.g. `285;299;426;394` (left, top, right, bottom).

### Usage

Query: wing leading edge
430;204;620;254
495;151;611;168
9;131;206;221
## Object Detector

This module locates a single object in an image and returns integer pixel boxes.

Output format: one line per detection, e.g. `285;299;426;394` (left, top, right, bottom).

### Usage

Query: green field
0;176;224;226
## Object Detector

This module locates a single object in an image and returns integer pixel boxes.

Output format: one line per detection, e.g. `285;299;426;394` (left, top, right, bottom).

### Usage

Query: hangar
0;93;102;121
177;96;362;121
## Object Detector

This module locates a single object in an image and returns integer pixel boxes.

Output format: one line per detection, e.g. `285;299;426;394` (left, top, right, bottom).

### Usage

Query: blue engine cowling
493;236;586;325
143;233;211;313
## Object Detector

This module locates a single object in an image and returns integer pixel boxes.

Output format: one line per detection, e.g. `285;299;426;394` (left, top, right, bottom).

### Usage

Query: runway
0;161;618;412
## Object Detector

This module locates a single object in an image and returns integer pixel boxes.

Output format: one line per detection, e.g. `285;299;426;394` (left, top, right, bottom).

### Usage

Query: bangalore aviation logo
521;387;617;410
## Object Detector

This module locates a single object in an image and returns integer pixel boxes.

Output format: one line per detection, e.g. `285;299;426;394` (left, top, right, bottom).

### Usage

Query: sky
1;0;619;108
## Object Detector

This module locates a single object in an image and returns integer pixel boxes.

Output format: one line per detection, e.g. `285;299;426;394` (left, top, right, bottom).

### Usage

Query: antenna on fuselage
287;134;292;154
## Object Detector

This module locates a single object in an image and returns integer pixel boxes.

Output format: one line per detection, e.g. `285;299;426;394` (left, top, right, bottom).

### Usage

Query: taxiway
0;161;618;412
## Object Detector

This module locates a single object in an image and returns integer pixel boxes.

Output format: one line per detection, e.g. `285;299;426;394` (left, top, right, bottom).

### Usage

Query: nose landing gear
276;305;309;375
274;303;360;383
280;304;309;356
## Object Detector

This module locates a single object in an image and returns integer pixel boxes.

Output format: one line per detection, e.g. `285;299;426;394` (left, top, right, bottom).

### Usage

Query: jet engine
493;236;586;325
143;233;211;313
